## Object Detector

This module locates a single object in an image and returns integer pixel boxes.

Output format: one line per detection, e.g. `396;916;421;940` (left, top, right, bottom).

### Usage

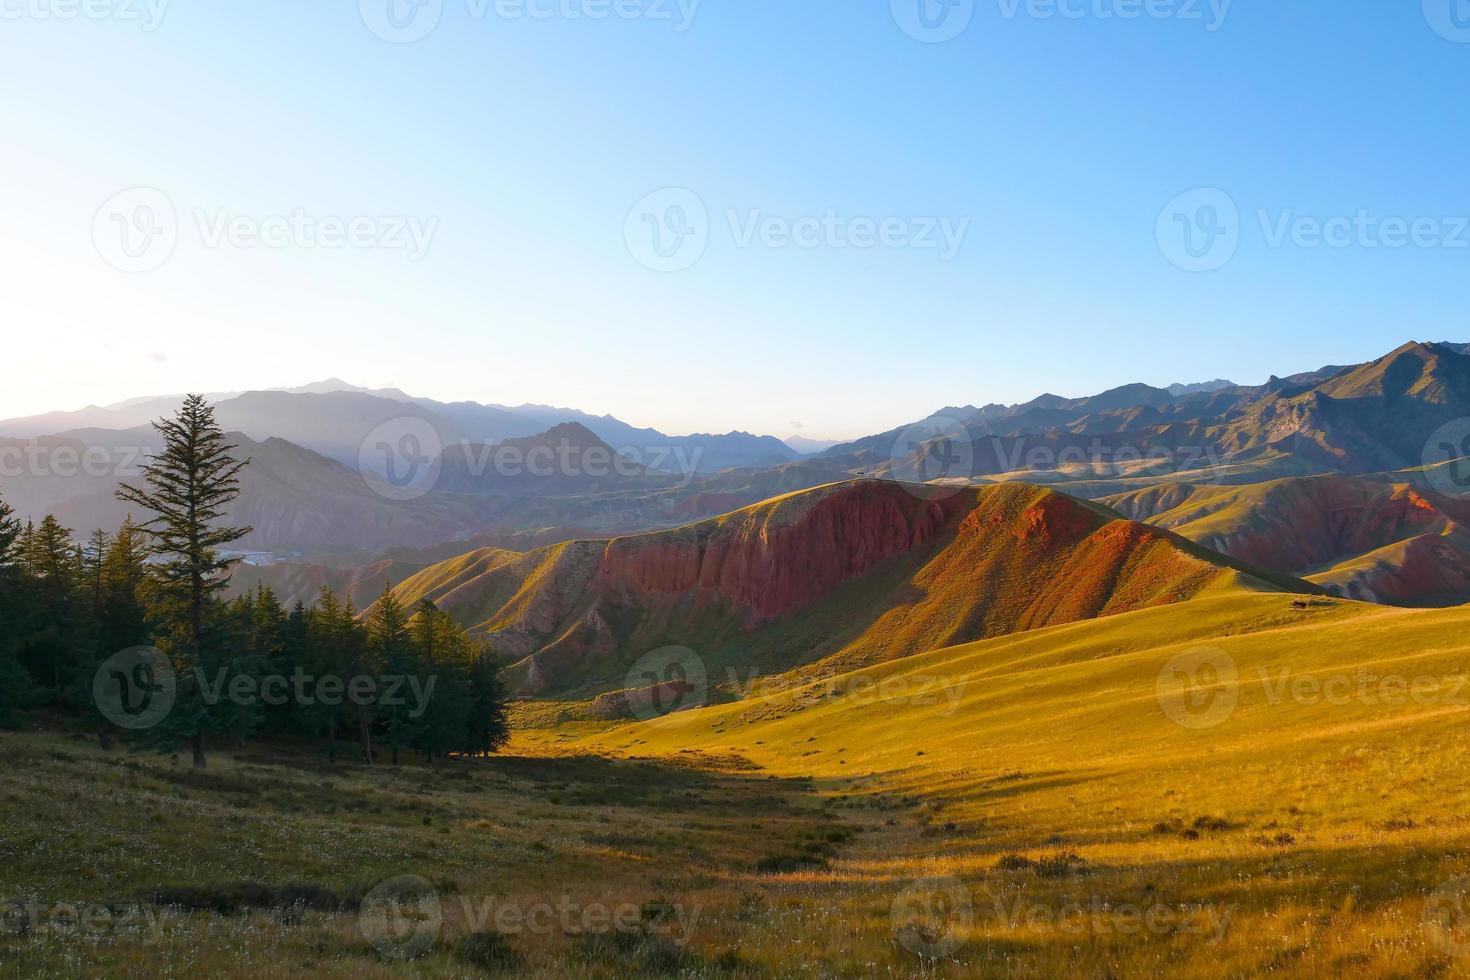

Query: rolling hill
375;479;1310;697
1104;473;1470;606
528;589;1470;976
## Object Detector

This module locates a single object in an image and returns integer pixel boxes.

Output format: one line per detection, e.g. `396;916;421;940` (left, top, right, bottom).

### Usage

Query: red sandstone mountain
379;480;1307;697
1104;474;1470;606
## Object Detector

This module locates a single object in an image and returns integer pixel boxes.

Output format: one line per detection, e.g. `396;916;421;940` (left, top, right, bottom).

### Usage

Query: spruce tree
368;585;416;765
116;394;252;767
465;641;511;757
77;519;153;747
22;515;85;704
0;498;20;566
0;496;39;727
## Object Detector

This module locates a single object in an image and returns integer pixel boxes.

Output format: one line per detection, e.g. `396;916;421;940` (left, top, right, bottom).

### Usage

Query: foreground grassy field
7;591;1470;976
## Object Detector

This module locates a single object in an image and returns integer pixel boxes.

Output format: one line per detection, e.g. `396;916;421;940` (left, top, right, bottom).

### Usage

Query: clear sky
3;1;1469;439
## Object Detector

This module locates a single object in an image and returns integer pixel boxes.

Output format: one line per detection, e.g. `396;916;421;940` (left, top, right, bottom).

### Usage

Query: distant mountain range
0;379;803;473
833;341;1470;487
11;341;1470;612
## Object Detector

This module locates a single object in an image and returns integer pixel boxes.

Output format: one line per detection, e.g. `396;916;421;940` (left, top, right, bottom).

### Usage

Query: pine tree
465;640;511;757
409;600;477;762
368;585;416;765
0;495;39;727
277;600;310;736
0;498;20;566
305;588;354;763
74;519;154;748
99;519;151;653
22;515;86;704
116;394;253;768
82;528;110;612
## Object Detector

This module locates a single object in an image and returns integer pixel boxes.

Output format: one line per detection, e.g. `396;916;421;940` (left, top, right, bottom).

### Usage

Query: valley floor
7;592;1470;977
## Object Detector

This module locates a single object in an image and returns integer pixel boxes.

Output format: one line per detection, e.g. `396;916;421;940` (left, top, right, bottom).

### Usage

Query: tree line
0;395;508;767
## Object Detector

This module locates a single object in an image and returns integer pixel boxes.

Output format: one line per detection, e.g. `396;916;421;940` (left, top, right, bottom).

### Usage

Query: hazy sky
3;2;1469;439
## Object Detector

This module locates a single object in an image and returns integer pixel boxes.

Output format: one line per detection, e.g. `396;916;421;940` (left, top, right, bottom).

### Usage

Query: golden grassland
8;591;1470;976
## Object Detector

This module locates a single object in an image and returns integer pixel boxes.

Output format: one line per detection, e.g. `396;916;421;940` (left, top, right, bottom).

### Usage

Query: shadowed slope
383;480;1310;696
1105;474;1470;606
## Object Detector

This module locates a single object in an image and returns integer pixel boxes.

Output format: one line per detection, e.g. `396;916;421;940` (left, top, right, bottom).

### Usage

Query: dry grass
9;590;1470;976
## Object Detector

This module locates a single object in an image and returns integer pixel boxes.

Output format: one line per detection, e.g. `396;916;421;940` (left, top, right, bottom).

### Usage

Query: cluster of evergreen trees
0;395;508;767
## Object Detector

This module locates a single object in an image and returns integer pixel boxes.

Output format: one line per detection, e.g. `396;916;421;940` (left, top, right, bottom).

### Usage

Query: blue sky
3;1;1469;439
